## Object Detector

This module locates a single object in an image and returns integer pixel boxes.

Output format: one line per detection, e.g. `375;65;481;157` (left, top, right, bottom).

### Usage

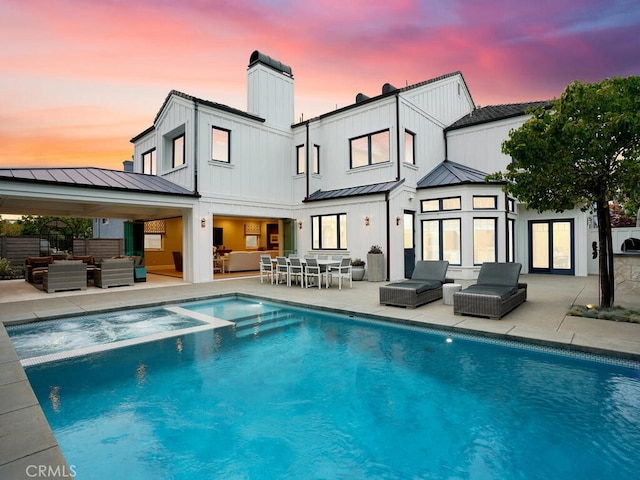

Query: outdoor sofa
453;262;527;320
379;260;450;308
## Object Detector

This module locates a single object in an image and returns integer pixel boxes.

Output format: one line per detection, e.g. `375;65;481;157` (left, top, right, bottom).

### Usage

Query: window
421;197;461;212
172;134;185;168
404;130;415;164
313;144;320;174
473;195;497;210
422;218;460;265
507;197;516;213
296;145;305;174
312;214;347;250
507;218;515;262
144;234;163;250
473;218;497;264
142;148;156;175
212;127;230;163
350;130;390;168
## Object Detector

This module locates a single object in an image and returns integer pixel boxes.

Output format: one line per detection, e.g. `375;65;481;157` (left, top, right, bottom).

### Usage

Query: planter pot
366;253;385;282
352;266;365;281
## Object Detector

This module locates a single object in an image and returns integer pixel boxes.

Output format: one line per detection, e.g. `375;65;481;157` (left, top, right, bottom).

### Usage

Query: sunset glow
1;0;638;170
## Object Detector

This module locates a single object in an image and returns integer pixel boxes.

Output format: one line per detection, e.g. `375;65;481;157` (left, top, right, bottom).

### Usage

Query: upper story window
421;197;461;212
313;144;320;174
212;127;230;163
507;197;516;212
296;145;305;174
172;134;185;168
404;130;415;164
473;195;497;210
350;130;390;168
311;213;347;250
142;148;156;175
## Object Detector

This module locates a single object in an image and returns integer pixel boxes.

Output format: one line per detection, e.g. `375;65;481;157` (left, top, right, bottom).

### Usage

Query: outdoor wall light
364;216;370;226
201;218;207;228
396;216;401;226
298;220;303;230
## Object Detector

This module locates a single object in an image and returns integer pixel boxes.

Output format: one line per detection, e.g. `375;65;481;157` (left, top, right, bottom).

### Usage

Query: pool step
234;312;301;338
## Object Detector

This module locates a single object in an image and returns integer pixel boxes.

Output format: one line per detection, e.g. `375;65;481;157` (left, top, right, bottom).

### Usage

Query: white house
127;50;591;283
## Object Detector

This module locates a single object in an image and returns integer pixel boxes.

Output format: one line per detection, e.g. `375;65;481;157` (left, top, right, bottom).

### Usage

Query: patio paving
1;272;639;478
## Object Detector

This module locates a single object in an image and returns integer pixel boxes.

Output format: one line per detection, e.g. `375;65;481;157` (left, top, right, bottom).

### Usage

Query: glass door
403;211;415;278
529;220;574;275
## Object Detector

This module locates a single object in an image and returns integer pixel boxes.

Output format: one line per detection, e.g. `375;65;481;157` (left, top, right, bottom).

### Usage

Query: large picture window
311;214;347;250
422;218;461;265
350;130;390;168
172;134;185;168
473;218;497;264
142;148;156;175
212;127;230;163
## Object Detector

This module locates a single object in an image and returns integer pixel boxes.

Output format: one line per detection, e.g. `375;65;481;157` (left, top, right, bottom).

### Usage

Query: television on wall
213;227;223;246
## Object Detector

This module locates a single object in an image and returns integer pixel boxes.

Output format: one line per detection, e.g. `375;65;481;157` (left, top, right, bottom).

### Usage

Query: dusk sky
1;0;638;171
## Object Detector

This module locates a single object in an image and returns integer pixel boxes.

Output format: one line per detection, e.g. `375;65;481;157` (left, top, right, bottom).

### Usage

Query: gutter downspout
193;100;199;194
305;120;310;199
395;93;401;181
385;191;391;281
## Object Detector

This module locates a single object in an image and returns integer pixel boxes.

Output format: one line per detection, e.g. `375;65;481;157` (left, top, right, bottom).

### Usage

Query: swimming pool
23;297;640;479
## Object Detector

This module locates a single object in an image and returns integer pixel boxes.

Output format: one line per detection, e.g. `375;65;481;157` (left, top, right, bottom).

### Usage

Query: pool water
7;306;210;361
24;298;640;479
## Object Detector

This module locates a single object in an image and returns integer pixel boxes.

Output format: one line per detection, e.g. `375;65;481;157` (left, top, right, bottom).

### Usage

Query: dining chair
288;256;304;288
260;255;274;284
329;257;352;290
304;257;323;289
275;256;289;285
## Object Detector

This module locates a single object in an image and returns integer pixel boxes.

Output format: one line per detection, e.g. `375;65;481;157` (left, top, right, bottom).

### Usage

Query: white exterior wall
446;116;525;173
247;63;294;130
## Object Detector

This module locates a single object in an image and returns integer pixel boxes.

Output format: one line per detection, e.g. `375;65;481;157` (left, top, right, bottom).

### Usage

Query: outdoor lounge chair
453;262;527;320
42;260;87;293
379;260;449;308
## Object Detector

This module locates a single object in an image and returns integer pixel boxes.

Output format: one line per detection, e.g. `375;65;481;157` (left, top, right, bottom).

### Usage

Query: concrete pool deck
1;273;640;478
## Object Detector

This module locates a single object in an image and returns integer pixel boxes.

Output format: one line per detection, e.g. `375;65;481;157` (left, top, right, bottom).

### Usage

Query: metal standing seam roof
0;167;198;196
417;160;502;189
304;179;405;202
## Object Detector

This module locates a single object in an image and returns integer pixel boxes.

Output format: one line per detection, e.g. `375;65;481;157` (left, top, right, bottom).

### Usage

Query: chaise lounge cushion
384;279;442;294
462;284;517;299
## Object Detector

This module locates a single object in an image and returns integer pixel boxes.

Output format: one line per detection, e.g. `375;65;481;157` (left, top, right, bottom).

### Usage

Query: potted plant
367;245;385;282
351;258;365;281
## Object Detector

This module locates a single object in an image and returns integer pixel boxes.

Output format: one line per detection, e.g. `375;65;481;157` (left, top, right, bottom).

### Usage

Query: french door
528;220;574;275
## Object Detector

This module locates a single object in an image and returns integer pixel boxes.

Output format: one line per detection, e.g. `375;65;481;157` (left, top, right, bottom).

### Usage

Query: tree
491;76;640;308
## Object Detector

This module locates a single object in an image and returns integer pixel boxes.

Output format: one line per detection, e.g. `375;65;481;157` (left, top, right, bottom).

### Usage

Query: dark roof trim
130;90;265;143
293;71;472;127
304;179;405;202
446;101;552;131
0;167;199;198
